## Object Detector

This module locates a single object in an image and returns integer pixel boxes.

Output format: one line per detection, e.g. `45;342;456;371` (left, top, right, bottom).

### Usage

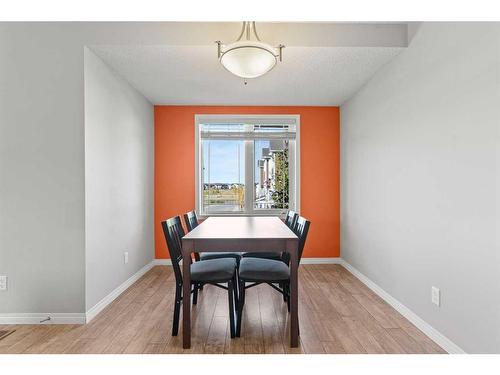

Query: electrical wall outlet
124;252;129;264
431;286;440;306
0;276;7;291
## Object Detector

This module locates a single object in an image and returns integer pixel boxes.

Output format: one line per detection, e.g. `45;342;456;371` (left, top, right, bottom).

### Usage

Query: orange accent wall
154;106;340;259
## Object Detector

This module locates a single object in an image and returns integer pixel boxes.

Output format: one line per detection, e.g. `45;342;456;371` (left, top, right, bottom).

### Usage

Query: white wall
0;24;87;315
0;23;165;317
341;23;500;353
84;48;153;311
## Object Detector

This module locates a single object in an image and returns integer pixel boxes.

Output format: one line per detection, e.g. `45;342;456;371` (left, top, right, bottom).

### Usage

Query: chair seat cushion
199;252;242;262
238;258;290;281
242;251;282;261
191;258;237;282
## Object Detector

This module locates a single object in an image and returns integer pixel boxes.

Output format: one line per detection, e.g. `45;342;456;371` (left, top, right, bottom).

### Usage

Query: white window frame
195;114;300;218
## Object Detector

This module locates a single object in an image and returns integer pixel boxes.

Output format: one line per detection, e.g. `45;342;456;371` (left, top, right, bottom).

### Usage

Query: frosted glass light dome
220;41;278;79
216;22;284;81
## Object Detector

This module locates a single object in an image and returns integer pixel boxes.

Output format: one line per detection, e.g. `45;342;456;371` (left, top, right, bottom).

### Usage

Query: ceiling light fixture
216;22;284;83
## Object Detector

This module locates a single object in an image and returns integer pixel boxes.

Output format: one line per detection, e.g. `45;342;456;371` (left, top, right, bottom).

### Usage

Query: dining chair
183;210;242;264
284;210;299;229
161;216;238;338
235;216;311;337
242;210;298;262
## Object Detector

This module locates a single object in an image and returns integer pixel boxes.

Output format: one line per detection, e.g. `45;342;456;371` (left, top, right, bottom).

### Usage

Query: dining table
181;216;300;348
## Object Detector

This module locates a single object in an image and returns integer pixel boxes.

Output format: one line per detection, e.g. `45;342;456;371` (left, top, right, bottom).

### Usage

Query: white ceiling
90;23;406;106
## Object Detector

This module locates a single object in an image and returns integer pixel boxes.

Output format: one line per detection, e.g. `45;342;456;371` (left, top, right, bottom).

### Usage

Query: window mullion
199;139;204;214
289;141;295;213
244;140;254;215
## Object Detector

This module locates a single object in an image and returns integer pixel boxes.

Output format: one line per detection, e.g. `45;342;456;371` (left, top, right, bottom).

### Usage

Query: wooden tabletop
183;216;297;240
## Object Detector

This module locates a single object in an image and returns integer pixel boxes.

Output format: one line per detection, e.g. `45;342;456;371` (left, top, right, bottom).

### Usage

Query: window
195;115;299;216
202;140;245;213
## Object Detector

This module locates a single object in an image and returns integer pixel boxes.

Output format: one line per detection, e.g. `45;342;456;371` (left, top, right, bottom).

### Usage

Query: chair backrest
161;216;186;284
284;210;298;229
183;210;201;261
183;210;199;232
294;216;311;262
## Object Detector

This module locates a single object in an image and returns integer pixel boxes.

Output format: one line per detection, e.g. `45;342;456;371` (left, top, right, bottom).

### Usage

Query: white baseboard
300;257;343;264
153;259;173;265
340;260;465;354
85;260;155;323
0;313;86;324
0;260;157;325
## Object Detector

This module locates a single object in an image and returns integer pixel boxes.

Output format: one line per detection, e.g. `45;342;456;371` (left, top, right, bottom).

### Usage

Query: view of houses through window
254;139;289;210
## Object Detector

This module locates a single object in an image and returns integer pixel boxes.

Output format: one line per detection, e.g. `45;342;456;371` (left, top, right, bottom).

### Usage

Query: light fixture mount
216;21;284;81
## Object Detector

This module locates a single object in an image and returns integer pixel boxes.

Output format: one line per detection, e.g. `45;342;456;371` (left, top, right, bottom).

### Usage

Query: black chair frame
183;210;201;262
236;216;310;337
162;216;238;338
284;210;299;229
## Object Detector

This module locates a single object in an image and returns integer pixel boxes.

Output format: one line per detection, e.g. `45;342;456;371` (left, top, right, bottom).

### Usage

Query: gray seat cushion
238;258;290;281
199;252;242;262
242;251;282;261
191;258;236;282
